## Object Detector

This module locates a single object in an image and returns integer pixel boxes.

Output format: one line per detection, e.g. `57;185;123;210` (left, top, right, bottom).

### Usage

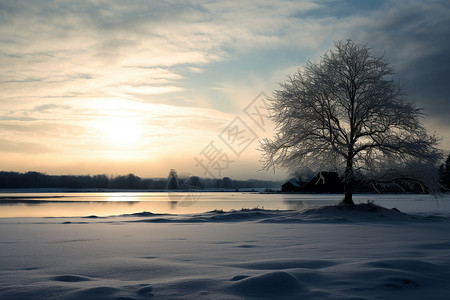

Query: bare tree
167;169;179;190
261;40;442;206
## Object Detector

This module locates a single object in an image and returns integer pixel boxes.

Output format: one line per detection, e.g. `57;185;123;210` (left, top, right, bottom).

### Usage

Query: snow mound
122;211;168;217
230;271;307;298
136;284;154;296
126;208;289;223
296;202;419;222
225;259;336;270
119;204;442;224
73;286;121;299
52;274;92;282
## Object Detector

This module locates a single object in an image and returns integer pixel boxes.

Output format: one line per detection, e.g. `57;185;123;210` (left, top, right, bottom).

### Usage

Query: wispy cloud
0;0;449;177
360;1;450;121
0;0;329;103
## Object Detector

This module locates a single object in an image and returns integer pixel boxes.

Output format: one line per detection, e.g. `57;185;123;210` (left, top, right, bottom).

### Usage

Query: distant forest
1;153;449;192
0;171;282;190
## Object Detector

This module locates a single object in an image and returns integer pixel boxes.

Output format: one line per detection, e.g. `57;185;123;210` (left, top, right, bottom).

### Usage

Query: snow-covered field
1;201;450;299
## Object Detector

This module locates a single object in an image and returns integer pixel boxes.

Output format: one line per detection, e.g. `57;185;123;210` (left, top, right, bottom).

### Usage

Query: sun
97;117;143;148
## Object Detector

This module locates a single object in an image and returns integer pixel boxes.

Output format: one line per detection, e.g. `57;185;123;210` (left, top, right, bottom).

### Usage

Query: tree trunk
340;154;355;206
341;181;354;206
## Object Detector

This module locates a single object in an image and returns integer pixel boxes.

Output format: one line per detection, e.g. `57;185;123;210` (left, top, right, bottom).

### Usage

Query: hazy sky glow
1;0;449;180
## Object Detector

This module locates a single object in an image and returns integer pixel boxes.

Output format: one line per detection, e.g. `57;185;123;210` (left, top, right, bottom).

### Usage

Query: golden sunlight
97;117;143;148
85;98;148;152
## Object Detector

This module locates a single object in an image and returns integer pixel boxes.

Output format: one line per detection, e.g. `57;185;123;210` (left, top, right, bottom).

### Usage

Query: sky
0;0;449;180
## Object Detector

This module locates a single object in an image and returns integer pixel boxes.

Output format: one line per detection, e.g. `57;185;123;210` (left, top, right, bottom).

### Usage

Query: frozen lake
1;191;449;218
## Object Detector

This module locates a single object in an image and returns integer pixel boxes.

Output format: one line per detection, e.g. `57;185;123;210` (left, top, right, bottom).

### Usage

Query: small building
281;180;303;192
303;171;344;193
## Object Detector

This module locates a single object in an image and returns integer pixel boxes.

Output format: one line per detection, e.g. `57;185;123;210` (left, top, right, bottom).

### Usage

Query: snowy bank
0;205;449;299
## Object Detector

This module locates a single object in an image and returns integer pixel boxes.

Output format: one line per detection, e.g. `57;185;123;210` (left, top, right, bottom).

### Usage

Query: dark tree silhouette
167;169;179;190
185;176;203;188
261;40;442;205
0;171;281;190
439;154;450;190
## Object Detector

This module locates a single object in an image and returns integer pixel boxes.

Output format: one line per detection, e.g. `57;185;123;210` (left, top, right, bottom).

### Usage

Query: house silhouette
281;171;344;193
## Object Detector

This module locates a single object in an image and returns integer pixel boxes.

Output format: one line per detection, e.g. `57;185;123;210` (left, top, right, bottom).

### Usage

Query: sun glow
97;117;143;148
85;98;149;151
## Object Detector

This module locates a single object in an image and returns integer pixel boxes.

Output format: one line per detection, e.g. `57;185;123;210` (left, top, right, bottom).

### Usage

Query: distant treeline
0;171;282;190
439;154;450;191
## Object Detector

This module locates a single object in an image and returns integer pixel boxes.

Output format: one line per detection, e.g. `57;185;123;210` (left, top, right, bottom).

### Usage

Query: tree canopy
261;40;442;205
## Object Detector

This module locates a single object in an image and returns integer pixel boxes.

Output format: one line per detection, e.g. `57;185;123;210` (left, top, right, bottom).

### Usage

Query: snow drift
1;204;449;299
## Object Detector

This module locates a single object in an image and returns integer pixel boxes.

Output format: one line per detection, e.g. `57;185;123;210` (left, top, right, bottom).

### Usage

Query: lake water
1;191;449;218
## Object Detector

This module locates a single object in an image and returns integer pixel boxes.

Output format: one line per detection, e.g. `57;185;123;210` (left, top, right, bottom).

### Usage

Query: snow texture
1;204;449;299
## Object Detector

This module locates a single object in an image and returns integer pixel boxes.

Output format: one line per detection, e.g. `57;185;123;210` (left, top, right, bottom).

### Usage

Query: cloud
33;104;66;112
1;0;449;177
346;0;450;123
0;0;327;103
0;1;213;105
0;139;49;154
